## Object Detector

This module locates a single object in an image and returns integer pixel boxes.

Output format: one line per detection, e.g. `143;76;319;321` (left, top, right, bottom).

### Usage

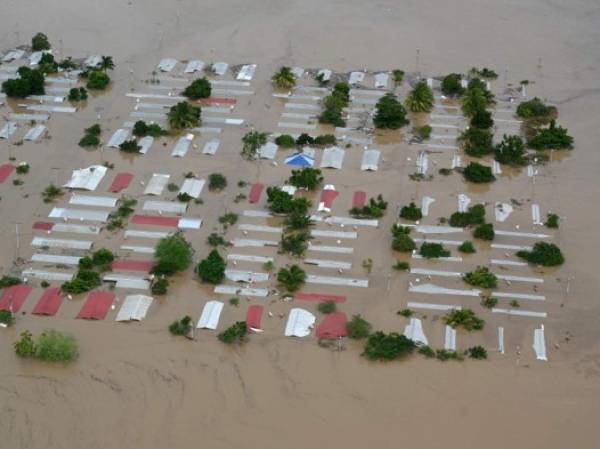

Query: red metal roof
246;305;263;330
111;259;155;272
316;312;348;339
33;221;54;231
320;188;339;209
352;191;367;208
77;291;115;320
131;215;179;227
199;97;236;106
0;164;15;184
248;183;264;203
295;293;346;303
32;288;63;316
0;285;33;313
109;172;134;193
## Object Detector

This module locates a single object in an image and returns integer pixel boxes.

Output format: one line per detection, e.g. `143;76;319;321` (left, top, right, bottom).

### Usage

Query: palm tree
405;81;434;113
168;102;201;130
461;87;489;117
272;66;296;89
277;265;306;292
100;56;115;72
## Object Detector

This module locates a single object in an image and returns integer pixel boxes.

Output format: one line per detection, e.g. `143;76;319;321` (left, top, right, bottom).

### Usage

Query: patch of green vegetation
86;70;110;90
469;108;494;130
441;73;464;96
460;127;494;157
208;173;227;191
280;231;311;257
510;300;520;308
397;308;414;318
467;346;488;359
272;66;296;89
419;242;451;259
218;212;238;228
19;330;79;362
167;101;201;130
495;134;527;166
152;233;193;276
151;277;169;295
473;223;495;241
169;316;192;336
463;266;497;288
392;70;404;85
132;120;166;137
32;32;51;51
0;276;21;289
277;265;306;292
373;93;409;129
78;124;101;148
2;67;45;98
241;130;269;159
405;81;434;113
516;97;553;119
449;204;486;227
119;139;141;153
545;213;560;229
391;225;416;252
438;168;453;176
469;67;498;79
229;297;240;307
458;241;476;253
463;162;495;183
480;296;498;309
182;77;211;99
0;310;15;326
318;300;337;314
284;212;313;231
349;195;388;218
177;192;193;202
393;260;410;271
289;167;323;190
399;202;422;221
516;242;565;266
414;125;432;140
15;163;29;175
206;233;228;247
527;120;573;150
319;82;350;127
363;332;416;361
347;314;372;339
262;261;274;272
275;134;295;147
68;87;88;101
266;187;311;215
196;250;226;284
218;321;248;344
444;308;484;331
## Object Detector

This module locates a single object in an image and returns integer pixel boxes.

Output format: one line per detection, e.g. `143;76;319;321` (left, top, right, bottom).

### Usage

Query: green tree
277;265;306;292
218;322;248;344
266;187;311;215
458;241;476;253
419;242;451;259
35;330;79;362
183;77;212;99
2;67;45;98
516;242;564;266
167;101;201;129
374;93;409;129
470;109;494;129
441;73;464;96
86;70;110;90
208;173;227;191
241;130;269;159
463;162;495;183
347;314;372;339
473;223;495;241
399;202;422;221
169;316;193;336
275;134;296;147
288;167;323;190
318;301;337;314
405;81;434;112
272;66;296;89
444;309;484;331
363;332;416;361
516;97;552;118
32;32;51;51
119;139;141;153
100;56;115;72
196;250;226;284
463;266;497;288
527;120;574;150
495;135;527;166
391;225;416;252
152;233;193;276
461;87;489;116
14;330;36;357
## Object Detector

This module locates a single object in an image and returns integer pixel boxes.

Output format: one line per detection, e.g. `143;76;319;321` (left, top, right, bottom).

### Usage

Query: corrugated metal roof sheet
179;179;205;198
171;134;194;157
202;139;220;155
236;64;257;81
49;207;110;222
178;218;202;229
109;172;134;193
197;301;224;329
214;285;269;297
311;229;356;239
224;269;269;283
116;294;153;321
212;62;228;76
360;149;380;171
0;285;32;312
317;69;332;81
31;236;93;250
257;142;278;160
143;200;187;215
31;254;81;265
120;245;155;254
107;129;130;148
316;312;347;339
51;223;101;235
157;58;178;72
63;165;107;191
320;147;345;169
404;318;428;345
77;291;115;320
32;288;63;316
23;124;46;141
138;136;154;155
248;183;264;203
111;260;155;272
0;164;15;183
69;194;118;208
238;224;282;234
9;113;49;121
295;293;346;302
124;229;170;239
131;215;179;227
306;275;368;288
246;305;263;331
184;60;205;73
374;72;389;88
285;308;315;337
348;71;365;85
84;55;102;68
0;122;18;139
22;269;74;281
144;173;170;195
227;254;272;264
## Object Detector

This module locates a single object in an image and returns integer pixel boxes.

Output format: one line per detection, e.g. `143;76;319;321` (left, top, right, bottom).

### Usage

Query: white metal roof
257;142;278;160
317;69;332;82
404;318;429;346
409;283;481;297
306;274;368;288
51;223;101;235
31;254;81;265
303;258;352;270
179;179;205;199
177;218;202;229
116;295;153;321
144;174;170;195
27;104;76;113
406;302;462;311
63;165;107;191
310;215;379;227
21;268;74;281
225;269;269;283
69;194;118;208
492;308;547;318
29;50;50;66
495;202;513;222
23;125;46;141
232;238;278;248
120;245;155;254
311;229;357;239
307;244;354;254
214;285;269;297
320;147;345;169
374;72;389;89
2;49;25;62
143;200;187;215
107;129;130;148
236;64;257;81
444;325;457;351
285;308;315;337
157;58;178;72
202;139;220;155
348;71;365;85
84;55;102;68
212;62;228;76
238;224;282;234
49;207;110;222
196;301;224;329
104;273;150;290
227;254;273;264
171;134;194;157
124;229;170;239
184;60;205;73
360;149;380;171
291;67;304;78
31;236;93;250
138;136;154;155
9;113;49;122
0;122;17;139
242;210;272;218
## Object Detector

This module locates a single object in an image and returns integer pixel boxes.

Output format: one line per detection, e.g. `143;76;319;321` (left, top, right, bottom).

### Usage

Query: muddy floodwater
1;1;600;448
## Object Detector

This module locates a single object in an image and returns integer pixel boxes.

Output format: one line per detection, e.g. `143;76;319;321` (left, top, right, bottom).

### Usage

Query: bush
418;345;436;358
463;266;497;288
218;321;248;344
42;184;64;203
207;233;227;247
516;242;565;266
0;310;15;326
289;167;323;190
151;277;169;295
317;300;337;314
473;223;495;241
32;32;51;51
91;248;114;266
61;269;101;294
444;309;484;331
397;308;414;317
168;101;201;129
242;130;269;159
467;346;488;359
405;81;434;113
169;316;192;336
266;187;311;215
527;120;573;150
218;212;238;228
296;133;315;146
319;83;350;127
393;260;410;271
470;109;494;129
277;265;306;292
435;349;463;362
229;297;240;306
68;87;88;101
399;202;422;221
78;133;100;148
272;66;296;89
132;120;165;137
314;134;337;146
153;233;193;276
363;332;416;361
208;173;227;191
177;192;193;202
481;296;498;308
458;241;476;253
182;77;211;99
374;93;409;129
470;67;498;79
0;276;21;288
350;195;388;218
545;213;560;229
119;139;141;153
14;331;36;357
346;315;372;339
284;212;313;231
36;330;79;362
419;242;450;259
391;225;416;252
86;70;110;90
392;70;404;85
495;135;527;166
460;127;494;157
449;204;486;227
415;125;432;140
441;73;464;96
280;231;311;257
2;67;45;98
517;97;552;119
461;81;494;116
16;163;30;175
275;134;296;147
463;162;495;183
196;250;226;284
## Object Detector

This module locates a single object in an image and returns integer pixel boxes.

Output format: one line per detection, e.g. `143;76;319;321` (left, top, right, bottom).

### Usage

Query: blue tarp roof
285;153;314;167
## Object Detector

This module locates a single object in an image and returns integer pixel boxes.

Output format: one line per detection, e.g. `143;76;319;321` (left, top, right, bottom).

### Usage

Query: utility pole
415;48;421;76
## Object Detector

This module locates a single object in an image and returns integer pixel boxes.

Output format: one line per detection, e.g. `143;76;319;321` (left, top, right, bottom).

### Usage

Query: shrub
470;67;498;79
470;109;494;129
461;80;494;116
473;223;495;241
346;315;372;339
153;233;193;276
275;134;296;147
79;124;101;148
435;349;463;362
68;87;88;101
463;266;497;288
397;308;414;318
168;101;201;129
415;125;432;140
2;67;45;98
207;233;227;247
319;83;350;127
177;192;193;202
391;225;416;252
229;297;240;306
419;242;451;259
277;265;306;292
272;66;296;89
263;261;274;272
218;321;248;344
132;120;165;137
266;187;311;215
363;332;416;361
460;127;494;157
0;310;15;326
350;195;388;218
289;167;323;190
284;212;313;231
208;173;227;191
280;231;310;257
444;309;484;331
393;260;410;271
182;77;211;99
242;130;269;159
36;330;79;362
392;70;404;85
151;277;169;295
481;296;498;308
467;346;488;359
495;135;527;166
314;134;337;146
405;81;434;113
218;212;238;227
169;316;192;336
42;184;64;203
449;204;486;227
14;331;36;357
399;202;422;221
119;139;141;153
0;276;21;288
61;269;101;294
91;248;114;266
32;32;51;51
317;301;337;315
373;93;409;129
86;70;110;90
527;120;573;150
196;250;226;284
296;133;315;146
441;73;464;96
517;97;552;119
545;213;560;229
510;300;520;308
516;242;565;266
463;162;495;183
458;241;476;253
418;345;436;358
15;163;29;175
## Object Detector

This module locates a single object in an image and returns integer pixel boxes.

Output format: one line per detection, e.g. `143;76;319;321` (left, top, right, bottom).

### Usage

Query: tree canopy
527;120;573;150
463;162;495;183
405;81;434;112
288;167;323;190
277;265;306;292
495;135;527;166
272;66;296;89
196;250;226;284
266;187;311;215
183;77;212;100
374;93;409;129
86;70;110;90
152;233;193;276
32;32;51;51
2;67;45;98
516;242;565;266
168;101;201;129
441;73;464;96
241;130;269;159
